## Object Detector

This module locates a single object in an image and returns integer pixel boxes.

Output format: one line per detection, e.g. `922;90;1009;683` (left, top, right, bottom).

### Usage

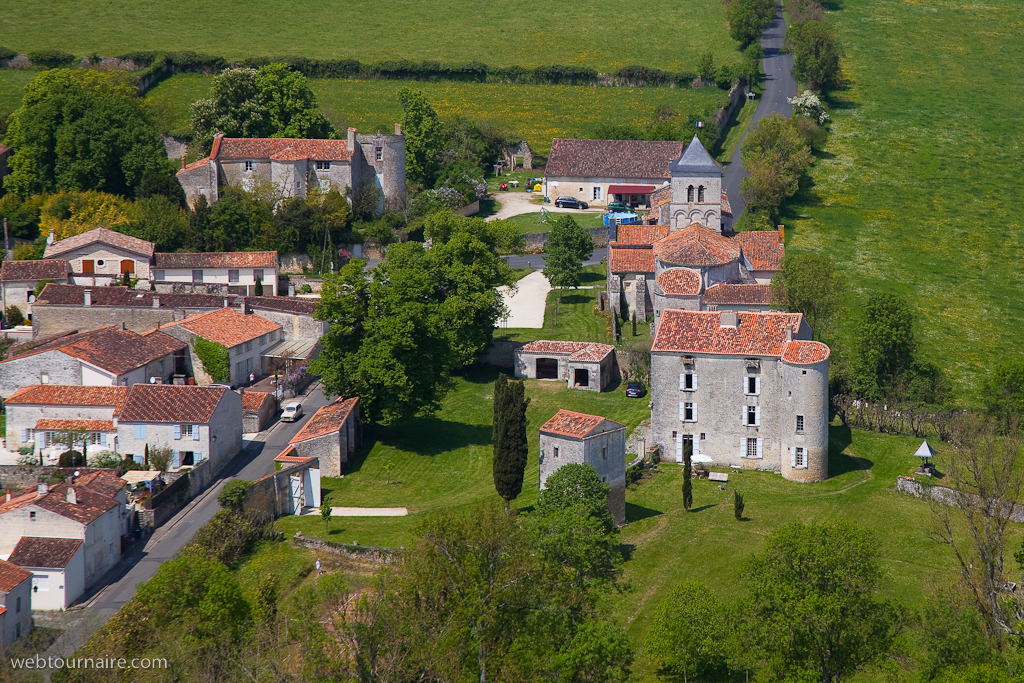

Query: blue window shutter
193;425;200;441
173;424;181;440
172;451;180;469
21;428;27;442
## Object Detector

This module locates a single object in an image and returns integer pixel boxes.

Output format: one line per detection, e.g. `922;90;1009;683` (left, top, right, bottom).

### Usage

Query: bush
0;47;17;62
89;451;122;468
734;491;745;519
118;455;145;475
149;447;172;472
299;283;313;294
789;21;843;93
626;463;644;486
58;450;85;467
218;479;252;511
4;306;25;327
727;0;778;48
27;49;77;69
192;509;274;567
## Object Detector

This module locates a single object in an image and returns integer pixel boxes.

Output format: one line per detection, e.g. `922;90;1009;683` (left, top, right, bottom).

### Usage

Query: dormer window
244;161;254;172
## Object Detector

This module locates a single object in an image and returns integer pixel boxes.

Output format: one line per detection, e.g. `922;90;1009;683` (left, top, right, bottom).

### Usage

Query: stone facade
244;453;320;518
667;136;726;233
538;411;627;525
289;398;361;478
514;341;616;392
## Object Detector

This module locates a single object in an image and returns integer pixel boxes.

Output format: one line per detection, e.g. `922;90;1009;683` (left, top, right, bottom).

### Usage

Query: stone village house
4;385;128;462
43;228;154;285
6;537;85;611
288;397;361;478
514;341;616;392
0;259;71;322
538;410;626;525
0;560;32;645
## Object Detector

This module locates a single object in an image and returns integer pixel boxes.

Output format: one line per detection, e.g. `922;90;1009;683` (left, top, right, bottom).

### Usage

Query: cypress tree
682;440;693;511
493;374;530;512
734;491;745;520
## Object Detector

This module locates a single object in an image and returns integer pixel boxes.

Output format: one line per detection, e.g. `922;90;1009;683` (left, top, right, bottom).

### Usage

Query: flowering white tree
788;91;830;124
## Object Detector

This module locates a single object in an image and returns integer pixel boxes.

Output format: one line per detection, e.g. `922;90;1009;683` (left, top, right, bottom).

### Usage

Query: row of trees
786;0;844;94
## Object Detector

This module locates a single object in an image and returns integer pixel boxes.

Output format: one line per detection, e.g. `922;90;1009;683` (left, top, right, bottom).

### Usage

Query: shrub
149;447;172;472
192;509;274;567
119;455;145;475
282;363;311;392
4;306;25;327
734;491;745;519
0;47;17;62
626;463;644;486
192;336;230;383
58;450;85;467
299;283;313;294
789;21;843;94
90;451;122;468
218;479;253;511
27;49;76;69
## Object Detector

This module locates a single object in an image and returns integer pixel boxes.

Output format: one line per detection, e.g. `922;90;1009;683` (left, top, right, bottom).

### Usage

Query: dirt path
496;270;551;328
486;192;606;221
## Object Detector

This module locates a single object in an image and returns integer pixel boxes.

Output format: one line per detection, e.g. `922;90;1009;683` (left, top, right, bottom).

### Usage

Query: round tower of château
779;341;830;483
382;126;407;211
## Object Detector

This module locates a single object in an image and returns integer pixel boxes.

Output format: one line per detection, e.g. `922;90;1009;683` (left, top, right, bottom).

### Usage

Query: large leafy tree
853;291;916;400
789;21;844;94
189;64;334;154
982;359;1024;433
645;580;728;682
312;212;516;424
538;462;615;535
397;86;444;187
770;251;846;340
543;214;594;299
726;0;778;48
741;521;901;683
3;69;170;198
492;374;530;511
739;114;813;220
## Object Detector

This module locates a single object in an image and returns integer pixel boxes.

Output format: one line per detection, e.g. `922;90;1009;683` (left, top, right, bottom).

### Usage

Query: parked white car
282;401;304;422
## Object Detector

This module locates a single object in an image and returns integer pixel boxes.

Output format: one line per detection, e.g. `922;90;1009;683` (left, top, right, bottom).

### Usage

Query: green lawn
495;264;613;343
504;211;606;235
276;364;650;549
781;0;1024;400
0;70;39;117
1;0;738;74
143;75;732;154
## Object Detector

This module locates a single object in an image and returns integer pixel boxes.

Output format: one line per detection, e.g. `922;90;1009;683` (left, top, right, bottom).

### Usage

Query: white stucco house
152;251;278;296
0;259;72;322
7;537;85;611
0;559;32;646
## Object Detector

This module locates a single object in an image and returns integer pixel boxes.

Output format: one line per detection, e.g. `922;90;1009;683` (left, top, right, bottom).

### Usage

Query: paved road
505;247;608;269
38;385;330;660
722;2;798;224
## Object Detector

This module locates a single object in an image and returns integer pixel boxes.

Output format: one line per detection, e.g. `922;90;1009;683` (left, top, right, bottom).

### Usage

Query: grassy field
781;0;1024;400
143;75;732;154
0;70;38;117
495;264;614;343
1;0;738;74
503;210;606;234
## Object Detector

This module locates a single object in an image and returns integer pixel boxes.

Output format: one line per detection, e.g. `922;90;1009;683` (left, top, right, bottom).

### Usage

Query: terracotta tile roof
781;340;830;365
8;537;83;569
44;228;155;259
701;283;773;306
6;385;128;412
118;384;228;423
518;341;614;362
168;307;281;348
241;390;273;413
721;192;732;217
609;246;655;274
539;409;623;439
0;482;119;525
290;397;359;444
613;224;670;245
0;559;32;592
545;138;684;179
736;230;784;271
35;419;115;432
72;470;127;499
657;268;702;295
0;259;71;282
154;251;277;269
651;184;672;208
245;296;318;315
214;138;351;162
59;329;185;376
35;284;238;309
651;310;803;356
653;224;739;267
177;157;211;175
3;326;118;363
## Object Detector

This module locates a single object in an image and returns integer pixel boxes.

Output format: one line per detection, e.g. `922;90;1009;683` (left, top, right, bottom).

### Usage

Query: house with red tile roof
44;228;155;285
6;537;84;610
0;323;187;398
153;251;278;296
514;341;615;392
161;307;283;386
289;397;360;477
0;259;71;322
0;558;32;646
0;472;128;598
176;127;406;214
115;384;243;471
538;410;626;525
650;309;829;484
4;385;128;458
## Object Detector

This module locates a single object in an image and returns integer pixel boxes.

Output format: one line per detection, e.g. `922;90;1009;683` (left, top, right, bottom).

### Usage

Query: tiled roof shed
0;259;71;282
546;139;684;179
518;341;614;361
118;384;227;423
245;297;318;315
241;391;273;413
0;559;32;593
736;230;784;272
8;537;83;569
290;397;360;444
652;310;804;357
44;228;155;259
613;225;670;245
539;409;623;439
701;283;773;306
609;246;655;274
154;251;278;269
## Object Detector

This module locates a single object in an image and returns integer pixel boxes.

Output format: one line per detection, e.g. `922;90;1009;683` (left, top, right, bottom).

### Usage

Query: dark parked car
606;201;630;213
625;382;646;398
554;196;589;209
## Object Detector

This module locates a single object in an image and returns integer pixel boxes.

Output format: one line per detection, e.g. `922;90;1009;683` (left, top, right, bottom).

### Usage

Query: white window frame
745;376;761;395
228;269;239;283
745;405;760;426
592;186;602;200
791;446;807;469
244;160;254;172
192;269;204;283
375;147;383;161
315;160;330;170
680;373;694;391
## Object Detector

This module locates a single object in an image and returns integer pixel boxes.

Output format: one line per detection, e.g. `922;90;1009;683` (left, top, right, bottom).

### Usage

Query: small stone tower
779;341;830;483
356;125;407;213
668;135;725;233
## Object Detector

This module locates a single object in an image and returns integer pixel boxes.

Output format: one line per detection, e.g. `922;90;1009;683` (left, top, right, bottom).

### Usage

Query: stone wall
453;200;481;217
476;340;525;368
894;476;1024;522
522;226;610;251
243;457;317;518
32;303;221;337
292;533;398;563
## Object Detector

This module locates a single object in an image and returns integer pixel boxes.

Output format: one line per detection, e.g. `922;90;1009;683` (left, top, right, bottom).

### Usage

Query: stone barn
241;390;277;433
514;340;615;392
538;409;627;525
288;397;361;477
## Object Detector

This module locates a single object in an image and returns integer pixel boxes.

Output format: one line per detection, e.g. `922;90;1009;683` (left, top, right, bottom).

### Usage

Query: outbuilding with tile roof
514;341;616;392
288;397;361;477
7;537;85;610
0;558;32;647
538;410;627;525
0;259;72;322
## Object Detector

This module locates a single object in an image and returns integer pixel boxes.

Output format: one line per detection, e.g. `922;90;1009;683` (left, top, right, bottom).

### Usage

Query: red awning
607;185;656;194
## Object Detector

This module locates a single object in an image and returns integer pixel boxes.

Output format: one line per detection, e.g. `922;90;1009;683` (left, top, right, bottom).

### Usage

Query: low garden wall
292;532;398;564
476;340;525;368
894;475;1024;523
522;226;609;251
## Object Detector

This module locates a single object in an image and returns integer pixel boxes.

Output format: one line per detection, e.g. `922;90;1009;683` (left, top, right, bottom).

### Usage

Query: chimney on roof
83;289;92;307
37;483;48;497
720;310;738;329
223;298;229;308
119;321;126;331
394;123;401;136
181;158;185;170
153;295;160;309
347;127;356;151
786;325;793;342
5;489;10;503
778;225;785;242
66;487;77;505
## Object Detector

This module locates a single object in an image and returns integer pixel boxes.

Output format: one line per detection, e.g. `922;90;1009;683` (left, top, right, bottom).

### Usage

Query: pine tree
682;440;693;511
145;443;149;467
492;374;530;512
734;491;745;520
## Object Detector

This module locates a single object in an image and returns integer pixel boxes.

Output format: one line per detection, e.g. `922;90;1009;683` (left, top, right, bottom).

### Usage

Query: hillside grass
1;0;738;74
781;0;1024;399
0;70;38;117
143;75;733;154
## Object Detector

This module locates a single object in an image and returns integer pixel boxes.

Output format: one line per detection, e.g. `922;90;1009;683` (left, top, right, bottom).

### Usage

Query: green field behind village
782;0;1024;399
0;0;738;73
